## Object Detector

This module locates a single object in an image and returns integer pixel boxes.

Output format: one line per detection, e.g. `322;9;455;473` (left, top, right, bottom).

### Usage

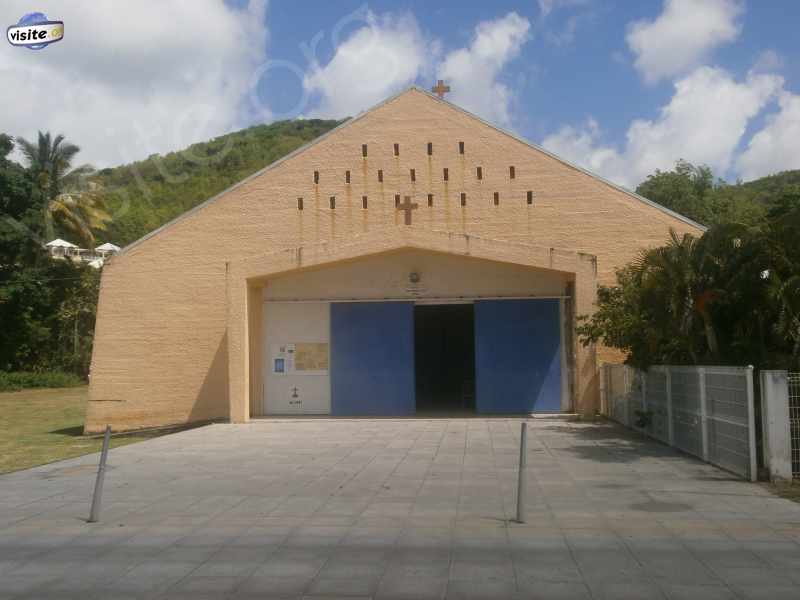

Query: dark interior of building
414;303;476;413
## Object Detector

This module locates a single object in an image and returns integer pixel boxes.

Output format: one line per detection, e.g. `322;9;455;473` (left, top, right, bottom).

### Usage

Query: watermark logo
7;12;63;50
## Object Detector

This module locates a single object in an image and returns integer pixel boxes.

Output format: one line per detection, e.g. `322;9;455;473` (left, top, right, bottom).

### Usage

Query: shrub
0;371;84;392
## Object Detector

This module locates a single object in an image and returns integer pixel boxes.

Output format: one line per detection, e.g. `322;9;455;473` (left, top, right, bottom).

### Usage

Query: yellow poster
294;343;329;372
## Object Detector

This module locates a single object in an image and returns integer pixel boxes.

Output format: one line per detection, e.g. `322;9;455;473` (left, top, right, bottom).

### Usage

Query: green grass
0;371;84;392
0;386;163;474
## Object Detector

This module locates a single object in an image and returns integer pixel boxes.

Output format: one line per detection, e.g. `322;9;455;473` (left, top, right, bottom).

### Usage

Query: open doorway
414;303;475;413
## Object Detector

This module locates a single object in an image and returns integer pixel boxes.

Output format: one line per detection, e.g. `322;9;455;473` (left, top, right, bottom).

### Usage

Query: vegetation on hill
636;159;766;227
0;120;340;378
98;119;342;246
582;161;800;370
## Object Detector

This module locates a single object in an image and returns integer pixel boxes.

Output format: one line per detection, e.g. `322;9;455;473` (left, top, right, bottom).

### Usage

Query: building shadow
187;332;229;424
536;422;690;464
49;425;85;437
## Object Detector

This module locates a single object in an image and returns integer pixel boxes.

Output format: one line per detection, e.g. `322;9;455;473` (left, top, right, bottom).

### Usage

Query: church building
85;86;704;433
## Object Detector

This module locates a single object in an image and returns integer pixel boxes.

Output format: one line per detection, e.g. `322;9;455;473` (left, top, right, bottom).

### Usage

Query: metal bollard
88;425;111;523
516;422;528;524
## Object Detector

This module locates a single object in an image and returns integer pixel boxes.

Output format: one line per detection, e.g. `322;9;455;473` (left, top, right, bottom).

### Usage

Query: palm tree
765;196;800;367
634;229;723;361
633;231;698;361
16;131;110;246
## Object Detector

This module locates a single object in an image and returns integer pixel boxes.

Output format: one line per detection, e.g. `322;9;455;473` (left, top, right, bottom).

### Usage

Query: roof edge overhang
228;225;597;285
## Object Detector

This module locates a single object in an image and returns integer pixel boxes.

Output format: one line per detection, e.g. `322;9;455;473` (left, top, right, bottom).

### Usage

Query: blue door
331;302;415;416
474;299;562;413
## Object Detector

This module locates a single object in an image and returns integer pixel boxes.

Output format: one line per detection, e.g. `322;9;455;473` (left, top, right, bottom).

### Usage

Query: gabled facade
85;87;704;432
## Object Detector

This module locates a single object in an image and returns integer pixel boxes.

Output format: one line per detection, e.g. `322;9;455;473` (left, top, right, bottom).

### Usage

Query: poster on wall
294;343;329;373
271;343;328;375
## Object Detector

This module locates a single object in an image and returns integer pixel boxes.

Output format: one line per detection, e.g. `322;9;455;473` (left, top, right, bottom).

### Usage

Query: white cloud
0;1;268;168
541;118;629;186
626;0;743;84
751;49;784;74
303;11;531;127
737;91;800;180
545;12;594;47
437;12;531;127
303;12;428;119
537;0;590;18
542;67;782;188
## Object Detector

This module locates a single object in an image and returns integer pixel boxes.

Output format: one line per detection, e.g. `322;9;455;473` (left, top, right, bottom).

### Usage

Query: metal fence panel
629;370;645;426
790;373;800;479
705;368;754;479
607;364;629;426
670;369;703;457
602;363;757;480
706;372;750;423
646;370;670;443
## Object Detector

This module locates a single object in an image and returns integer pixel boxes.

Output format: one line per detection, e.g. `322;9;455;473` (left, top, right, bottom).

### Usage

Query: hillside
98;118;342;246
738;170;800;203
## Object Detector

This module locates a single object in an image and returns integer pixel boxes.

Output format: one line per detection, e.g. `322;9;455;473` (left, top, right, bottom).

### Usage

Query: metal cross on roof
431;79;450;99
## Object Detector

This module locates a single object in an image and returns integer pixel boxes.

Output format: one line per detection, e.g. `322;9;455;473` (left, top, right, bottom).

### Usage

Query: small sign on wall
271;344;295;374
271;343;328;375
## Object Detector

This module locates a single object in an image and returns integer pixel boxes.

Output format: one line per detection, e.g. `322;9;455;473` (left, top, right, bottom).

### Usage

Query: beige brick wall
85;88;702;433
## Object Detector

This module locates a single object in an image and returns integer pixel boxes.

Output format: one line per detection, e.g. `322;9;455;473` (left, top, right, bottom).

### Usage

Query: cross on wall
397;196;419;225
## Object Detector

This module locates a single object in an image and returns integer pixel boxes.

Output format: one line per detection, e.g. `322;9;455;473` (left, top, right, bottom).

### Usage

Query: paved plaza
1;417;800;599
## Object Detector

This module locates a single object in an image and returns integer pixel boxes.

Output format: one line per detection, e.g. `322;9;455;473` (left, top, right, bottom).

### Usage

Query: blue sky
263;0;798;136
2;1;799;187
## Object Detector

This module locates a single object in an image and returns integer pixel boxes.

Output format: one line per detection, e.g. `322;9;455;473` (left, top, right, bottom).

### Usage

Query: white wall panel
263;302;330;414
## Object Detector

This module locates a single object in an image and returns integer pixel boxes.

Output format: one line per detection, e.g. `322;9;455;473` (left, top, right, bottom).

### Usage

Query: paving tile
659;584;739;600
1;418;800;600
167;575;243;594
316;559;388;579
513;552;584;584
445;579;517;599
515;581;592;599
376;574;448;599
587;581;668;600
709;566;795;586
236;574;312;596
307;575;381;595
252;551;328;579
732;585;800;600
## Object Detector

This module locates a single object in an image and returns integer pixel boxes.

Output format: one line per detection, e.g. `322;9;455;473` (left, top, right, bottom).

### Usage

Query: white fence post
699;367;709;461
745;366;757;482
760;370;792;482
665;368;675;446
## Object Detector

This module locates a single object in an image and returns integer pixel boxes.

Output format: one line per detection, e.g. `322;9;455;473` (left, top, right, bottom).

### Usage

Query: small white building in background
95;242;121;259
45;238;79;259
45;239;120;268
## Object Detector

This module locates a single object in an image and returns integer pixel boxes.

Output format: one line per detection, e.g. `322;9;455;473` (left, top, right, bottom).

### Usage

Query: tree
763;191;800;365
0;133;102;376
56;266;100;374
578;213;799;370
0;134;36;265
16;131;110;246
636;160;715;225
